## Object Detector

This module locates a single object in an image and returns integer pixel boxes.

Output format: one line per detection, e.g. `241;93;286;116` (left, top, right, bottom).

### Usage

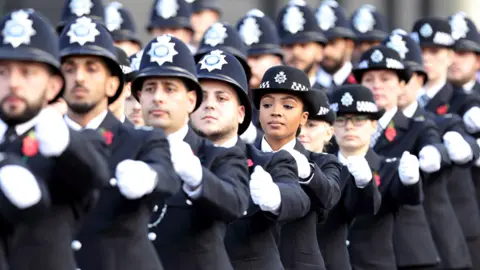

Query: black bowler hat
115;47;136;83
187;0;221;15
105;2;142;47
196;50;251;135
236;9;283;59
353;45;410;83
276;0;327;46
315;0;355;41
448;12;480;53
59;16;124;104
310;90;336;125
350;4;388;43
251;65;320;116
147;0;193;32
382;29;428;82
57;0;105;34
411;17;455;48
131;35;203;111
0;9;65;103
330;84;384;120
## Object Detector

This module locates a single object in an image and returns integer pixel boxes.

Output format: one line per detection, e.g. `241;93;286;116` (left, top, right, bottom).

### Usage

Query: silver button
186;199;192;205
346;240;350;246
109;178;117;186
243;211;247;216
148;232;157;241
71;240;82;251
153;205;158;212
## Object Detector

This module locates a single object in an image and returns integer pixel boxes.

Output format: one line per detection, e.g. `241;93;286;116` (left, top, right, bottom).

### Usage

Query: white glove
346;156;372;188
443;131;473;164
463;107;480;133
35;107;70;157
116;159;158;199
398;151;420;185
475;138;480;167
285;149;311;179
249;166;281;213
169;140;202;188
0;165;41;209
418;145;442;173
240;122;257;144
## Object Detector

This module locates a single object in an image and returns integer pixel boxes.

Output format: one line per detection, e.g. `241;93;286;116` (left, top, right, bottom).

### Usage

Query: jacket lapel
98;111;124;154
365;149;384;189
425;83;453;115
374;111;410;152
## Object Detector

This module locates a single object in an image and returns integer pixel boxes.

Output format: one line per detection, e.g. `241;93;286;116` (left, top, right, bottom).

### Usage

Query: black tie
5;126;17;142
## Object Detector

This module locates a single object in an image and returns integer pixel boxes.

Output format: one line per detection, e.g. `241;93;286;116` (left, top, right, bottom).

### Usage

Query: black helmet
57;0;105;34
147;0;193;32
105;2;142;47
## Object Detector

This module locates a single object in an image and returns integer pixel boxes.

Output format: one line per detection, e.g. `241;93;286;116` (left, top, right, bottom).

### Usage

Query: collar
309;75;316;87
315;62;352;87
419;79;447;99
463;80;476;93
167;123;190;142
120;114;126;123
378;107;398;129
261;136;296;153
401;101;418;118
214;135;238;148
64;110;109;131
0;110;43;138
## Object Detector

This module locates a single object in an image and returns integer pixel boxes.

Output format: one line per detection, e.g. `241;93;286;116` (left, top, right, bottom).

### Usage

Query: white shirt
0;110;43;138
120;114;126;123
64;110;108;131
402;102;418;119
215;136;238;148
463;80;476;94
418;80;446;99
261;136;296;152
378;107;398;129
315;62;353;87
167;123;190;142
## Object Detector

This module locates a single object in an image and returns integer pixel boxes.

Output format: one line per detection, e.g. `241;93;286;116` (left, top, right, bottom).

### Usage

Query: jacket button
186;199;192;205
243;211;247;216
109;178;117;186
153;205;158;212
71;240;82;251
346;240;350;246
148;232;157;241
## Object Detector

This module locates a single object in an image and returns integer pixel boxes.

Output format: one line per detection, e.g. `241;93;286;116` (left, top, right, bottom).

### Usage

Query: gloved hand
35;107;70;157
0;165;41;209
249;166;281;213
240;122;257;144
463;107;480;133
418;145;442;173
285;149;311;179
398;151;420;185
169;139;202;188
116;159;158;199
443;131;473;164
346;156;372;188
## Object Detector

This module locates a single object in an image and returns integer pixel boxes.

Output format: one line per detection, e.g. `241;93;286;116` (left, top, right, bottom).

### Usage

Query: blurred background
1;0;479;44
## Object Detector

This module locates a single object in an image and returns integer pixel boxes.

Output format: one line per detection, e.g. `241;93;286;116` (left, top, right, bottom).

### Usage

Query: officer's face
138;77;196;135
352;41;381;64
191;10;220;45
322;38;354;74
334;114;377;151
282;42;322;76
114;41;142;57
399;72;425;109
125;94;144;126
448;50;480;86
62;56;119;115
298;120;333;153
150;28;192;45
191;80;245;143
0;61;62;125
247;54;282;88
259;93;308;142
421;47;452;83
361;70;404;111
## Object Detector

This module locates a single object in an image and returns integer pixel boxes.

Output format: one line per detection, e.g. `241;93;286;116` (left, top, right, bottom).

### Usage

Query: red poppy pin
99;128;113;145
346;74;357;84
247;159;254;167
436;104;449;115
384;122;397;142
373;171;381;186
22;131;38;158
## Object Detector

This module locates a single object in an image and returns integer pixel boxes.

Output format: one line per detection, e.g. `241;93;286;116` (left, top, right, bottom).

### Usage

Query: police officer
251;65;342;269
314;0;357;90
0;9;110;270
132;35;249;269
57;0;105;34
105;2;142;57
59;17;180;270
189;0;221;47
125;50;145;126
190;49;310;269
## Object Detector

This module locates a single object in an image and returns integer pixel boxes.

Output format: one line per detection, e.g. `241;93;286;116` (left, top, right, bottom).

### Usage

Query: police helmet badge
147;35;178;66
204;23;228;47
67;17;100;46
2;10;37;48
105;2;124;32
283;5;305;34
386;34;409;59
353;5;375;33
199;50;228;72
450;12;469;40
156;0;179;20
69;0;94;17
370;49;383;63
341;92;354;107
239;17;262;46
316;3;336;31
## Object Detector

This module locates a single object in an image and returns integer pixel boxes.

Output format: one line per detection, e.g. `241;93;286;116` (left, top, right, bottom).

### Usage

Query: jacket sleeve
414;118;451;167
194;145;250;222
266;150;310;222
390;162;423;206
343;167;381;218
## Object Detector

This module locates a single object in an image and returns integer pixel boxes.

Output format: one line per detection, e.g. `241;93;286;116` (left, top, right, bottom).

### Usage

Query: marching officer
189;0;221;48
298;90;382;270
57;0;105;34
275;0;327;86
105;2;142;56
383;29;477;269
132;35;250;269
0;9;111;270
251;65;342;269
147;0;195;52
190;49;310;269
412;17;480;268
314;0;357;91
350;4;389;64
59;17;180;270
330;84;422;270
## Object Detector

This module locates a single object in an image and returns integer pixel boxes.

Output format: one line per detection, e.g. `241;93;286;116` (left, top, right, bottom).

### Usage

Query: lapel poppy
99;128;113;145
373;171;381;186
247;159;254;167
384;122;397;142
436;104;449;115
346;74;357;84
22;131;38;158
